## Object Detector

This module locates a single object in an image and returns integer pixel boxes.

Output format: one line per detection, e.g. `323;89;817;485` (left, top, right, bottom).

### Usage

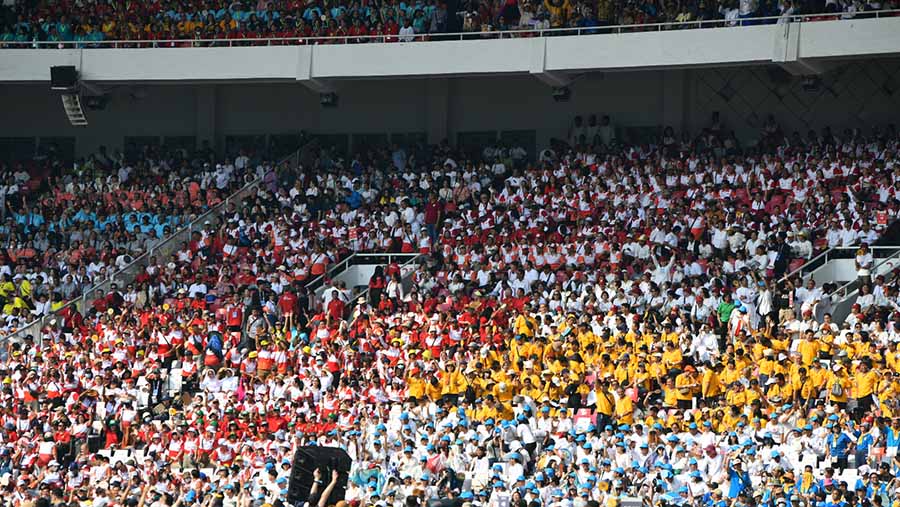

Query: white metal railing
2;10;899;49
346;253;423;313
831;247;900;299
829;247;900;323
778;245;900;284
304;252;422;293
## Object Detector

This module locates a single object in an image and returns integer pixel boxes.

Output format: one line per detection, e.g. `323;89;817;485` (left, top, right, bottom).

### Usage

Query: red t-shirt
278;292;298;314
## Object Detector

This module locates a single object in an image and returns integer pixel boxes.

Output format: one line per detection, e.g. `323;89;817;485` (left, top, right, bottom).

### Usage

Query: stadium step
830;247;900;322
782;244;900;323
307;253;423;305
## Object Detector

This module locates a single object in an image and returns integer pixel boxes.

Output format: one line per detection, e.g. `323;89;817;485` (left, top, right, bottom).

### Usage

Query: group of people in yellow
405;309;899;429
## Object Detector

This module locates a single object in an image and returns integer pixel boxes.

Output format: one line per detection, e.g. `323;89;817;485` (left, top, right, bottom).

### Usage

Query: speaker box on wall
287;447;352;507
50;66;78;90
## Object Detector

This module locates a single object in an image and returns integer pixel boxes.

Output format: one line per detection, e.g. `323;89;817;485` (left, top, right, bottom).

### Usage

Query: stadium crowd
0;144;265;333
0;117;899;507
1;0;899;47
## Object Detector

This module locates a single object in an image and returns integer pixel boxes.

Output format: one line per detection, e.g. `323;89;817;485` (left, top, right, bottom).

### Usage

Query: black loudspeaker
50;66;78;91
427;500;462;507
287;447;352;507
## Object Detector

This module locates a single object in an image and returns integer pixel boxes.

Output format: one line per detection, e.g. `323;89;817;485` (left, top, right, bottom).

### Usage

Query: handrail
2;147;302;344
777;245;899;285
347;253;423;315
831;247;900;300
306;252;421;297
2;9;899;48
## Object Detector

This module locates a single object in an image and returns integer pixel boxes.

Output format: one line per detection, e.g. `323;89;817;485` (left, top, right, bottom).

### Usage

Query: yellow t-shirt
856;370;879;398
675;373;696;401
615;396;634;423
726;389;746;408
798;340;820;365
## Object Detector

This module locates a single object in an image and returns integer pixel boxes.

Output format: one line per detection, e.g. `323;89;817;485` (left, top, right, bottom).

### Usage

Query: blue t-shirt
727;466;751;498
827;432;852;458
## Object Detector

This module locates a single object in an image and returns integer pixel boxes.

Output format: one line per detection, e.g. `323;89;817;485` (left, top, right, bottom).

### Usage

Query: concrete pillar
424;78;449;145
661;69;687;133
195;85;217;152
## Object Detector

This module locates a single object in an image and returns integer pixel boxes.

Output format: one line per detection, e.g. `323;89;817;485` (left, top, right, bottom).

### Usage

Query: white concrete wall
2;58;898;157
1;17;898;83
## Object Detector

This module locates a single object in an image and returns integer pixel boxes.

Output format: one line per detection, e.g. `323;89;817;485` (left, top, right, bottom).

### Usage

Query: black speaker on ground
50;66;78;91
287;447;352;507
427;500;462;507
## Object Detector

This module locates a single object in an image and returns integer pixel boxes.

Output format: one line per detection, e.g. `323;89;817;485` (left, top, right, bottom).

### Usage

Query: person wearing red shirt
327;296;346;322
348;17;369;43
383;17;399;42
278;290;298;317
424;193;443;243
225;301;243;332
265;409;287;433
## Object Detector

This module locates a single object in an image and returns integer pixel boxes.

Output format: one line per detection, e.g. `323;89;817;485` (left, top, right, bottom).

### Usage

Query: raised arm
317;470;340;507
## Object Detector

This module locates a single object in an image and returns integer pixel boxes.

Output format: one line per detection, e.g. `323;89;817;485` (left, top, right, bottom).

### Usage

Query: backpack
464;383;476;405
831;381;844;397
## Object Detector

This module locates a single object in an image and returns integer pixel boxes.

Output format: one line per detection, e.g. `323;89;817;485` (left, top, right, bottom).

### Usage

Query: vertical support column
682;69;694;137
661;69;687;133
195;85;217;152
425;78;449;145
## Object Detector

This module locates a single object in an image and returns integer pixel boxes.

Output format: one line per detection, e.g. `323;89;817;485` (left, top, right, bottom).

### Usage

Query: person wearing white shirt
856;243;873;282
188;282;208;299
398;20;415;42
857;284;875;311
840;222;859;246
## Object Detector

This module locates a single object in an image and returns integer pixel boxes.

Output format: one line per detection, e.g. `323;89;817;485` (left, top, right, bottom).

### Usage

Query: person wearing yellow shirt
734;350;752;373
577;324;596;349
744;379;764;406
613;361;629;385
675;366;699;409
662;343;683;370
658;376;679;409
473;402;496;422
701;363;723;401
795;368;819;406
440;362;468;402
725;382;747;409
828;363;851;409
633;364;652;391
855;360;880;417
721;360;741;386
661;325;679;346
471;372;493;398
594;381;615;427
542;377;564;401
407;372;426;400
765;374;793;407
493;380;516;403
798;330;820;366
808;360;828;392
0;276;14;303
521;377;543;400
614;385;634;424
426;377;443;402
758;350;777;381
648;356;666;381
491;398;514;420
17;277;31;300
513;312;537;337
49;297;65;312
886;343;900;372
721;405;741;430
